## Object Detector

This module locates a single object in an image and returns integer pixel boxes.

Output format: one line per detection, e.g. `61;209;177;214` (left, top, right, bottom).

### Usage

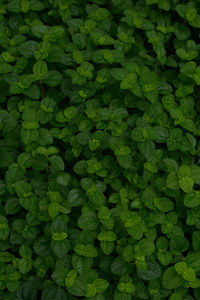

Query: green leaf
18;41;38;57
33;236;51;256
175;262;187;275
18;258;33;274
67;188;85;207
29;0;44;11
86;284;96;297
111;257;128;276
19;244;32;258
51;239;70;257
33;61;48;80
49;155;65;171
98;231;116;242
42;286;68;300
15;181;32;198
77;62;94;79
74;244;98;258
5;197;20;215
120;73;137;90
192;231;200;251
100;241;114;255
137;259;161;281
66;277;86;297
0;62;13;74
117;155;132;169
184;191;200;208
78;212;99;231
162;267;184;290
183;268;196;281
44;70;63;87
110;68;127;81
154;197;174;212
179;177;194;193
93;278;109;293
166;171;179;190
56;172;71;186
0;216;10;240
17;153;32;169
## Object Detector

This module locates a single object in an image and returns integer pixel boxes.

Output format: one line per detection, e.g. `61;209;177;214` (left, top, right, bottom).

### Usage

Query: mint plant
1;0;200;299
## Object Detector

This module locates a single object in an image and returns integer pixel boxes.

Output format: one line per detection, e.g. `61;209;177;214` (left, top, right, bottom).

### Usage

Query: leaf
154;197;174;212
5;197;20;215
20;129;39;145
111;257;128;276
16;280;39;300
137;259;161;280
29;0;44;11
117;155;132;169
57;172;71;186
41;286;68;300
78;213;99;231
74;244;98;258
192;231;200;251
86;284;96;297
100;241;114;255
184;191;200;208
179;177;194;193
19;244;32;258
93;278;109;293
0;63;13;74
44;70;63;87
110;68;127;81
17;153;32;169
51;239;70;257
33;61;48;80
15;181;32;198
18;41;38;57
120;73;137;89
33;236;51;256
166;171;179;190
49;155;65;171
0;216;10;240
162;267;184;289
18;258;33;274
66;277;86;297
98;231;116;242
170;235;189;254
183;268;196;281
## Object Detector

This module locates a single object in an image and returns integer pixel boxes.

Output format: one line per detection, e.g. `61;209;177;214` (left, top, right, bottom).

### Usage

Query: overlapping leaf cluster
1;0;200;299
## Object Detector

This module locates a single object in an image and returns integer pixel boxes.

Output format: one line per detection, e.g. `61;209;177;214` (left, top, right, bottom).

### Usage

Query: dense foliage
1;0;200;299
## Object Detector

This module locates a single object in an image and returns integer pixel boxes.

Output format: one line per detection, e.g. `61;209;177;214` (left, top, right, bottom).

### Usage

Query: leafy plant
1;0;200;299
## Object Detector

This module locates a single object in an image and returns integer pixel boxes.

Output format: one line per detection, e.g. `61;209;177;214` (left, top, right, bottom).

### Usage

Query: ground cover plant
1;0;200;299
